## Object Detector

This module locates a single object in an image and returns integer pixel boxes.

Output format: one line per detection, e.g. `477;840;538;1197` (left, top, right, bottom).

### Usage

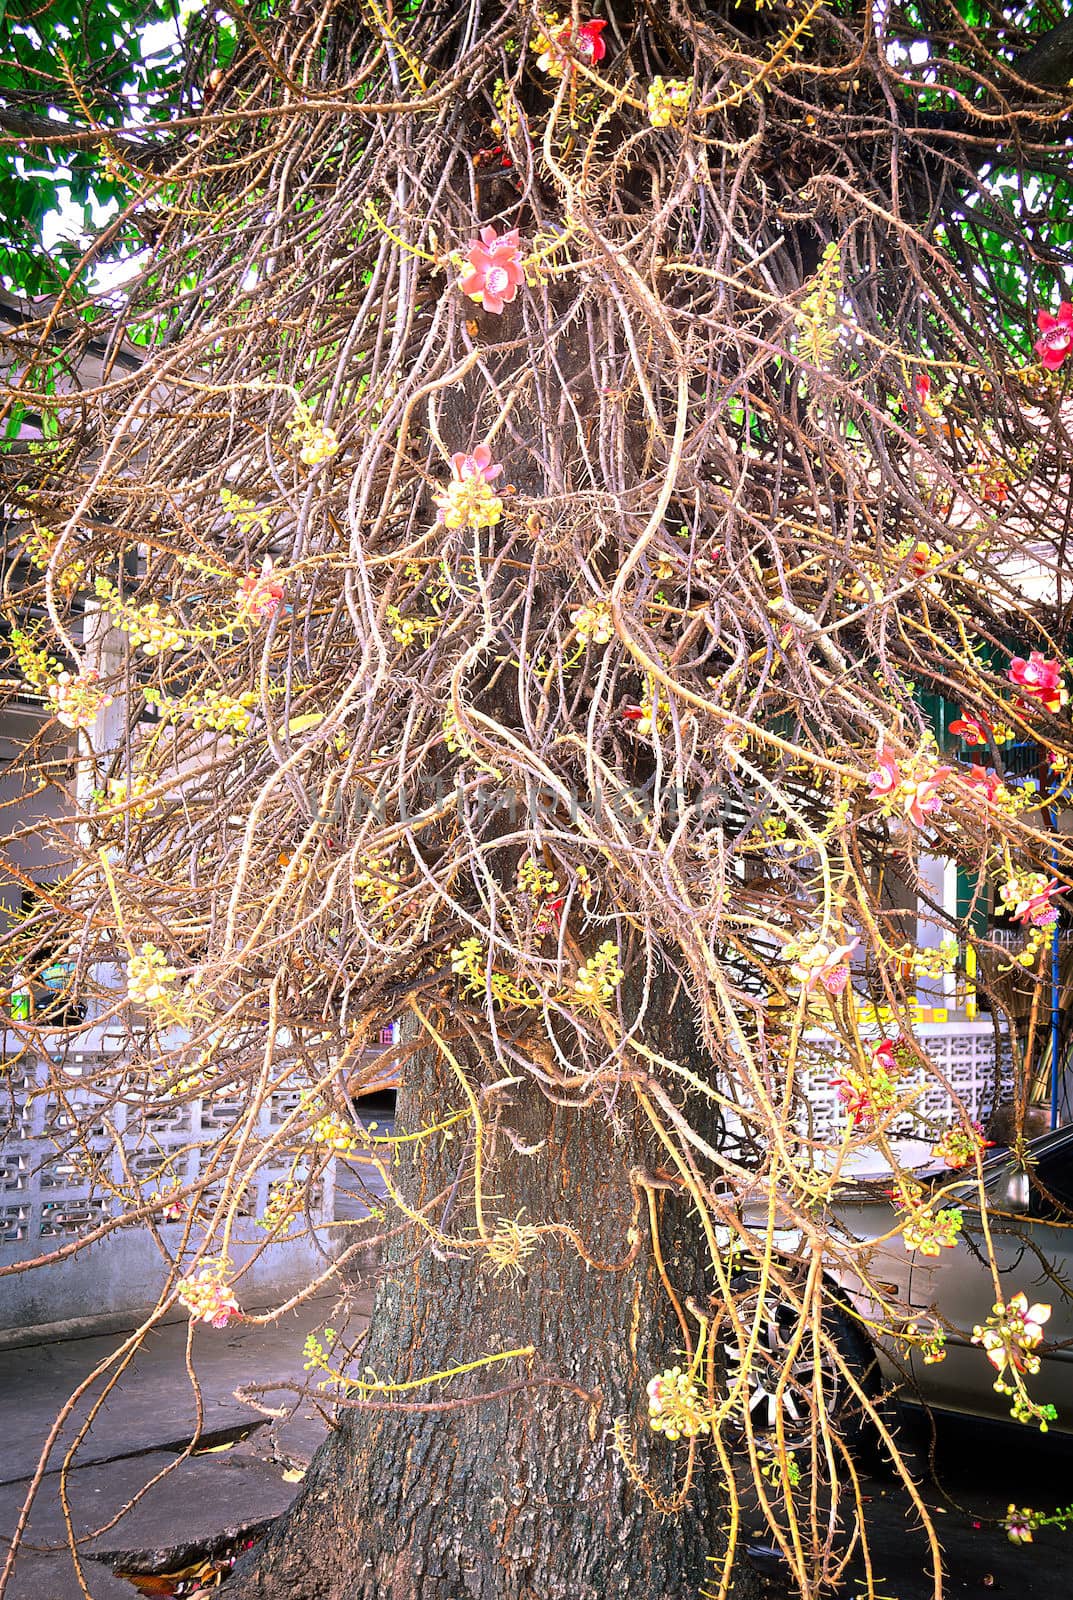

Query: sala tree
5;3;1073;1598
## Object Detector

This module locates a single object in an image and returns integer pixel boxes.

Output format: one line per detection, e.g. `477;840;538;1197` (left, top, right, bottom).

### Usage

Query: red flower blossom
949;710;991;746
1034;302;1073;372
576;19;607;62
906;541;933;576
964;764;1001;802
914;373;930;405
537;17;607;73
1008;651;1064;713
458;226;525;315
832;1078;874;1127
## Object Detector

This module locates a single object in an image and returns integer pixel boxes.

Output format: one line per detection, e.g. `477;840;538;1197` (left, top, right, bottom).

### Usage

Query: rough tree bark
228;984;754;1600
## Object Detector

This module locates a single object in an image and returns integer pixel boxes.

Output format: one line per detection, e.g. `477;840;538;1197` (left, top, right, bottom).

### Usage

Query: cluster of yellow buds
518;857;559;899
894;939;957;981
145;685;258;735
573;940;624;1008
972;1292;1050;1382
19;523;86;591
9;625;58;690
257;1180;300;1236
569;600;614;645
354;856;403;920
450;936;487;998
95;577;185;656
387;607;442;648
646;76;693;128
448;935;539;1009
442;705;465;754
901;1204;963;1256
491;77;521;140
287;400;340;466
220;486;271;536
127;942;179;1006
102;775;158;821
176;1262;240;1329
310;1110;358;1154
646;1366;711;1442
902;1320;947;1365
433;473;503;531
191;688;259;734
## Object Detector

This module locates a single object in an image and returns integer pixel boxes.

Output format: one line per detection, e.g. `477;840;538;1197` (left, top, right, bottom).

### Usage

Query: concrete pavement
0;1291;373;1599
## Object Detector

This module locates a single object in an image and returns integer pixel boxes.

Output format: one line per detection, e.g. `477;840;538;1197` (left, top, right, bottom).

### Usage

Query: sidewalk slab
4;1555;135;1600
0;1290;372;1597
0;1449;295;1565
0;1292;372;1486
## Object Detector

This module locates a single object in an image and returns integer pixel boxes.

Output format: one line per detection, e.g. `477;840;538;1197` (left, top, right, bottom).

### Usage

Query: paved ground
2;1289;1072;1599
0;1291;372;1599
747;1409;1073;1599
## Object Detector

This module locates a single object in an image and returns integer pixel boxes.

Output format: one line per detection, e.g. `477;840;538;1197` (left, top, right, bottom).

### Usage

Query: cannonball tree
4;3;1073;1598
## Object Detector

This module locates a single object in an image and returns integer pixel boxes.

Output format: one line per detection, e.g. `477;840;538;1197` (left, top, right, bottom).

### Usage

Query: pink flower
948;710;990;746
867;749;899;798
1011;1292;1051;1348
1005;875;1066;928
1034;302;1073;371
1005;1507;1035;1546
458;226;525;314
822;961;853;996
177;1267;241;1329
788;937;860;995
236;556;283;623
873;1038;898;1073
1008;651;1063;713
449;443;502;484
534;896;565;938
901;770;950;828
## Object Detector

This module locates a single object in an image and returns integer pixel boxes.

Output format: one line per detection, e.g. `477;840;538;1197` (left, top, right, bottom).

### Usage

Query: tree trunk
227;999;755;1600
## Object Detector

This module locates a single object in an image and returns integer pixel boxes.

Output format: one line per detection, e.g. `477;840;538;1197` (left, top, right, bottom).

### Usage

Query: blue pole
1051;799;1061;1130
1051;912;1061;1131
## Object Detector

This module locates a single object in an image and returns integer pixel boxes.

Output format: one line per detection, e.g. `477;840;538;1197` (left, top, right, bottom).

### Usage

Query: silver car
728;1127;1073;1445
